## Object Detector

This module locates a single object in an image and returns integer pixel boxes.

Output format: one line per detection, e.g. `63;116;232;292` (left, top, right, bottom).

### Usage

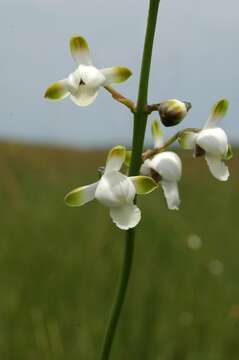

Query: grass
0;141;238;360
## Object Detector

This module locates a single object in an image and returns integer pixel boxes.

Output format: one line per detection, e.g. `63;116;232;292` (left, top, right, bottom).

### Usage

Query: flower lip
196;128;228;157
150;151;182;182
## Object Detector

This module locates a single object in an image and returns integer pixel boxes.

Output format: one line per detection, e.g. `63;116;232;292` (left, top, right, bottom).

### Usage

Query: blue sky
1;0;238;148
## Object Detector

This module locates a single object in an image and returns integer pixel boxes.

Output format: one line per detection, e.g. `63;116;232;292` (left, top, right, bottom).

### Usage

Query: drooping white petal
204;99;229;129
105;146;126;173
110;203;141;230
161;180;180;210
150;152;182;182
205;155;229;181
178;131;197;150
151;120;164;148
64;182;98;207
70;36;92;66
95;172;136;208
44;79;70;100
101;67;132;85
70;87;99;106
130;176;158;194
196;128;228;157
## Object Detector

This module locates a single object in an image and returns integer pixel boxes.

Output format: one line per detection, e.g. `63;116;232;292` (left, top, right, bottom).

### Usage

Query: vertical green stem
99;1;160;360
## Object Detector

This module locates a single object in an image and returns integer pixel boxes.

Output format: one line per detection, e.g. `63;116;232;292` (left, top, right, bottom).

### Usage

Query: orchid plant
44;0;232;359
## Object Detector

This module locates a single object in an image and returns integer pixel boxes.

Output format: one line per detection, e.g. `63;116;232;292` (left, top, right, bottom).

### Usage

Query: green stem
130;0;160;176
99;229;134;360
99;1;160;360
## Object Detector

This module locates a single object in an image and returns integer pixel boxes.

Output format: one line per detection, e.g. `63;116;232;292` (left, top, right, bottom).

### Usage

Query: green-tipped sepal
65;183;98;207
178;130;196;150
205;98;229;128
130;176;158;194
105;145;126;173
211;99;229;119
151;120;164;147
101;67;132;85
158;99;191;127
44;80;69;100
70;36;92;65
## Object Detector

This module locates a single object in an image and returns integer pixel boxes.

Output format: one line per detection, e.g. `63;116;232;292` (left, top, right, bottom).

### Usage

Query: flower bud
158;99;191;127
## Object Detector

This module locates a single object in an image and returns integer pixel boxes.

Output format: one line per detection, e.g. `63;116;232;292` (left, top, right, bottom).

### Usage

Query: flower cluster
45;36;132;106
178;99;231;181
64;146;157;230
45;36;232;230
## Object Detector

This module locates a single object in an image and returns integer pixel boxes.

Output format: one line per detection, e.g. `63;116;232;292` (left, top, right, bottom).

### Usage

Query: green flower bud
158;99;191;127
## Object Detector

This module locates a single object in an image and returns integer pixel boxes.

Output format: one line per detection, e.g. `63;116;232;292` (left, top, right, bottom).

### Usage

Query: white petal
95;172;136;208
196;128;228;157
105;146;126;173
70;36;92;65
205;155;229;181
110;204;141;230
64;182;98;206
161;180;180;210
101;67;132;85
70;87;99;106
150;152;182;182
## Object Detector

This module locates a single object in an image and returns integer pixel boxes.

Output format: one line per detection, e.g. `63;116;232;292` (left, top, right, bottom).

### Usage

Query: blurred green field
0;141;239;360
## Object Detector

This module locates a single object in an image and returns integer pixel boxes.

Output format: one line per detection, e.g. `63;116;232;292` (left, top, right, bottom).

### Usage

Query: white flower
179;99;231;181
65;146;157;230
45;36;132;107
141;121;182;210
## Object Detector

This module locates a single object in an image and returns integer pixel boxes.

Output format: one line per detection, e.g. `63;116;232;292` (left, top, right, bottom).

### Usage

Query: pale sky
1;0;238;148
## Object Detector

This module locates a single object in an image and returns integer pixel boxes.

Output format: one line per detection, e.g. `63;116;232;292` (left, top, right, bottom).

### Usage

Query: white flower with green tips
65;146;157;230
141;121;182;210
45;36;132;107
179;99;231;181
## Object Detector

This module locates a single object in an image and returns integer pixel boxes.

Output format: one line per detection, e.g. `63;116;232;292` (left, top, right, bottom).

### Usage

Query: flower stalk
142;127;200;160
104;85;136;112
99;1;161;360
